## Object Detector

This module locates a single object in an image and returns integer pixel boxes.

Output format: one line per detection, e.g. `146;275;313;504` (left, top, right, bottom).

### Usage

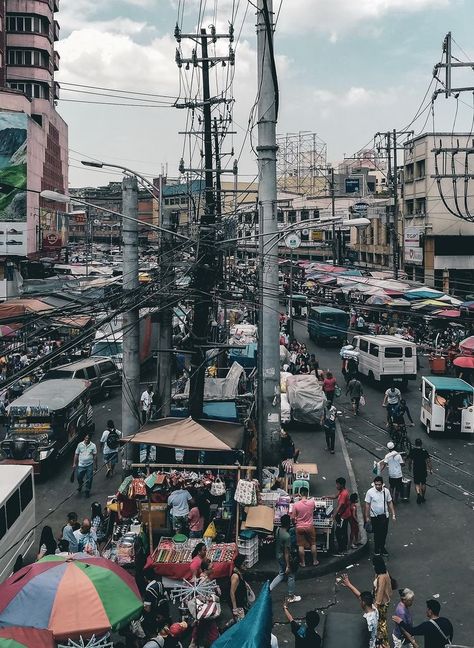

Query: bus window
369;344;379;357
385;347;403;358
360;339;369;352
423;383;433;400
0;506;5;540
20;476;33;510
405;347;413;357
6;491;20;528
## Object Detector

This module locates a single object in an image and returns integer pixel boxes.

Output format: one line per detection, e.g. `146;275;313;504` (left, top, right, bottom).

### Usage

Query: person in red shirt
327;477;351;554
322;371;337;407
291;487;319;567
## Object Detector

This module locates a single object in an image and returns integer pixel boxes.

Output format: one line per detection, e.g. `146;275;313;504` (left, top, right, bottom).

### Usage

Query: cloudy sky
56;0;474;188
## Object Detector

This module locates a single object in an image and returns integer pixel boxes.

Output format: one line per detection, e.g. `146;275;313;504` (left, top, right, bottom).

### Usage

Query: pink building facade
0;0;67;297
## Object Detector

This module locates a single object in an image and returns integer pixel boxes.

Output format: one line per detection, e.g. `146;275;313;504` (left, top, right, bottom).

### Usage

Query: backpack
106;429;119;450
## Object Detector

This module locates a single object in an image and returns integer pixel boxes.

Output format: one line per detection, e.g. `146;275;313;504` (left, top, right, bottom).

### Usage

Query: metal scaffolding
276;131;327;196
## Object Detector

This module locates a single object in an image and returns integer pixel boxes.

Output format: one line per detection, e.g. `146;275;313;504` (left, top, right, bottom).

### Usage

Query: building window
415;159;425;179
405;163;414;182
7;81;49;99
300;209;309;221
312;209;320;221
7;49;49;68
288;210;296;224
415;198;426;215
277;210;284;223
405;199;414;216
6;14;49;35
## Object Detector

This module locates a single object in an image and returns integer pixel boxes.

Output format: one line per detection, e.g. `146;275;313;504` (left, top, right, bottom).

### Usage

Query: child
349;493;361;549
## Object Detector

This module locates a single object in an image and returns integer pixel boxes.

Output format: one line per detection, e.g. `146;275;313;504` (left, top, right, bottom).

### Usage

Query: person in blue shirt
283;605;321;648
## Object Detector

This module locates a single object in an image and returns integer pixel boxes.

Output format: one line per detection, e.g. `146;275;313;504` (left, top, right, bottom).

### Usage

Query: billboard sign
345;177;360;194
0;112;28;256
311;230;323;242
42;231;62;250
404;246;423;265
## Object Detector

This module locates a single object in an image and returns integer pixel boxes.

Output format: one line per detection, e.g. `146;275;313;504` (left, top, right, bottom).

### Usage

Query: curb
248;420;370;581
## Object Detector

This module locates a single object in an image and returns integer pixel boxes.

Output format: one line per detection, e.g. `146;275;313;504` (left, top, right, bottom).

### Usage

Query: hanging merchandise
234;479;257;505
128;478;147;498
210;476;226;497
203;521;217;539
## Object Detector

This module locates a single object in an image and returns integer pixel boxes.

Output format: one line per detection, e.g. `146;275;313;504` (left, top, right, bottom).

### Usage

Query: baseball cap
387;441;395;450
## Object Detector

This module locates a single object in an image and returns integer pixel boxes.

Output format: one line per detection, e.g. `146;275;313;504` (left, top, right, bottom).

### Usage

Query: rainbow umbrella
0;556;142;640
0;627;54;648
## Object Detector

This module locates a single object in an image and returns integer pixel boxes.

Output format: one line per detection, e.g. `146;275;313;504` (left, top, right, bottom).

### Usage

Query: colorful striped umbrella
0;627;54;648
0;556;142;640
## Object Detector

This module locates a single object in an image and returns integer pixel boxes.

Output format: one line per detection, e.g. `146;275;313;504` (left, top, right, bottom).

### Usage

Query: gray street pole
157;174;173;417
257;0;280;471
122;176;140;471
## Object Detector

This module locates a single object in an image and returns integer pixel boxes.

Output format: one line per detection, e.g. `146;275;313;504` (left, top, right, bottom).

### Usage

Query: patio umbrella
453;356;474;369
435;309;461;318
0;628;54;648
0;556;142;640
460;336;474;355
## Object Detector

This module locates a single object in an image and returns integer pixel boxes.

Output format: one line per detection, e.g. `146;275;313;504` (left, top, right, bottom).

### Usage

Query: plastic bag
360;395;366;407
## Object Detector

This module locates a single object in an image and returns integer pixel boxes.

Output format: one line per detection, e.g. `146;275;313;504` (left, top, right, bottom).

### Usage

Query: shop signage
345;178;360;194
284;232;301;249
43;231;62;249
404;226;422;246
311;230;323;242
352;201;369;215
404;246;423;265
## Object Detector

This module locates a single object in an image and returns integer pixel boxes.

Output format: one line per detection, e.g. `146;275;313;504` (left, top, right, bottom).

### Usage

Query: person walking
346;376;363;414
291;487;319;567
100;419;121;478
140;384;154;425
380;442;404;504
383;385;402;426
348;493;361;548
392;588;415;648
322;371;337;407
323;408;336;454
407;438;433;504
364;476;396;557
283;604;321;648
392;598;453;648
372;555;393;648
229;554;250;621
270;514;301;603
327;477;351;554
73;433;97;498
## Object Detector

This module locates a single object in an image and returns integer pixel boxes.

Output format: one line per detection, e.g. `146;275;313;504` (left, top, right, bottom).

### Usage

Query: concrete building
0;0;68;298
402;132;474;294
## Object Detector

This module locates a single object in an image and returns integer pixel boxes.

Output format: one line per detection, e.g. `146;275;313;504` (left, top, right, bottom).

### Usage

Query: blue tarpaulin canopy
211;582;273;648
425;376;474;393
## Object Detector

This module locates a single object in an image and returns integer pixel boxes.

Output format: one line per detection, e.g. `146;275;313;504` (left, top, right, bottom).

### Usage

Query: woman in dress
229;554;250;621
372;555;393;648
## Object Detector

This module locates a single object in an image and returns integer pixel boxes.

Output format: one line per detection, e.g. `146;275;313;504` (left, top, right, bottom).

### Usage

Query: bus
308;306;349;345
0;465;35;582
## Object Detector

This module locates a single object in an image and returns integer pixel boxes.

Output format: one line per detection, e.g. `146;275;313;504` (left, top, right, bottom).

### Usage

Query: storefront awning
123;417;245;451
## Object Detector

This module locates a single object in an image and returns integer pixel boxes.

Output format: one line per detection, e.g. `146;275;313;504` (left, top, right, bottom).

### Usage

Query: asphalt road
271;317;474;646
30;327;474;645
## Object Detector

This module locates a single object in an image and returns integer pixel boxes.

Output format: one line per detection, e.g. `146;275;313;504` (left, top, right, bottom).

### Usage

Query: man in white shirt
382;385;402;426
140;384;154;425
73;433;97;498
167;484;192;533
364;476;396;557
380;441;404;503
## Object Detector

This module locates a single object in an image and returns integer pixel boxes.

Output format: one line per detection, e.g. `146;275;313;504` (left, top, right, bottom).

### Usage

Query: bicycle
390;421;412;454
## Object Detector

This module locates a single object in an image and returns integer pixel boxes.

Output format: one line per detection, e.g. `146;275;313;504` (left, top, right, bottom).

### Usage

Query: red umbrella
453;356;474;369
459;336;474;355
0;627;54;648
436;309;461;318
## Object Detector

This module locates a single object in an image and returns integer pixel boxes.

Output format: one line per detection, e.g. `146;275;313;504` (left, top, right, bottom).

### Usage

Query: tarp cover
0;299;53;321
286;375;326;424
183;362;245;400
124;417;244;451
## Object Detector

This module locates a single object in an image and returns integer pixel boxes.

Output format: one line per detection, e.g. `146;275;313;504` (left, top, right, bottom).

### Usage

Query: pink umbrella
436;309;461;318
453;356;474;369
459;336;474;356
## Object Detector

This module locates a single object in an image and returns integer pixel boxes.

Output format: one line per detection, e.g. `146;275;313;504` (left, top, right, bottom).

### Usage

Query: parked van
43;357;120;400
421;376;474;435
351;335;417;388
308;306;349;345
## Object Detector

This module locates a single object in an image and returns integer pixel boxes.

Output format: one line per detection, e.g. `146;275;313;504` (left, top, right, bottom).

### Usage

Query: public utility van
421;376;474;435
351;335;417;388
0;465;35;582
308;306;349;345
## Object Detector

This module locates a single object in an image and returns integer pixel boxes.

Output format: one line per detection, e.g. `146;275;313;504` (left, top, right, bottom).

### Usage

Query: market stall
151;537;237;579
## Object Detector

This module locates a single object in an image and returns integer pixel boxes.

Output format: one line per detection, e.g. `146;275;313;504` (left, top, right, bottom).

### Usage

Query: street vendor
167;483;192;533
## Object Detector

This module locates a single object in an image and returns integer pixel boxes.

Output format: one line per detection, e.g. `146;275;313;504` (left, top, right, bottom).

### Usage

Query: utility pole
122;176;140;469
330;166;337;265
392;128;399;279
157;174;173;418
257;0;280;471
175;22;234;419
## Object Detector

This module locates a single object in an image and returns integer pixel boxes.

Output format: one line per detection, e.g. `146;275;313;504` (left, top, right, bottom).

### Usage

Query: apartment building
402;132;474;294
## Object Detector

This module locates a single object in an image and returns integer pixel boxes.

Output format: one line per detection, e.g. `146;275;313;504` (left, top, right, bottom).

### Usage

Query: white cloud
313;85;398;107
278;0;450;39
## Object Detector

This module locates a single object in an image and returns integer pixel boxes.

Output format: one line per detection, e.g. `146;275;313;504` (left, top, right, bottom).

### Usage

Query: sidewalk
249;419;368;582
